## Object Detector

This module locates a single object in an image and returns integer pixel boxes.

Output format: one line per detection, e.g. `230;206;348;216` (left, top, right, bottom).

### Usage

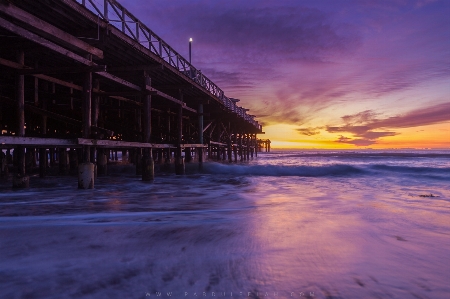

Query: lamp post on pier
189;38;192;64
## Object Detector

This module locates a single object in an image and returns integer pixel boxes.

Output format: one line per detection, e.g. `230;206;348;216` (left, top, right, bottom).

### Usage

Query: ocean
1;150;449;299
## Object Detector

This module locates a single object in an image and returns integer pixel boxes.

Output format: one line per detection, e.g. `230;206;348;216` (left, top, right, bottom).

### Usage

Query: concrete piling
78;162;95;189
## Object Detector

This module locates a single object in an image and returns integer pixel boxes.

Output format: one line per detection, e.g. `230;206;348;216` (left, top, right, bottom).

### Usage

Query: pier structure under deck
0;0;268;188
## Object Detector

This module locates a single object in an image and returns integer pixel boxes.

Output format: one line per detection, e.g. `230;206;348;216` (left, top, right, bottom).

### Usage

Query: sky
122;0;450;149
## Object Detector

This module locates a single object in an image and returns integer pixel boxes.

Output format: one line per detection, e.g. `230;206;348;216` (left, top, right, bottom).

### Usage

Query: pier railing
75;0;262;131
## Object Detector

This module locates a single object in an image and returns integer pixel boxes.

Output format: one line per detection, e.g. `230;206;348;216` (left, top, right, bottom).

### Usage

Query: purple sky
121;0;449;147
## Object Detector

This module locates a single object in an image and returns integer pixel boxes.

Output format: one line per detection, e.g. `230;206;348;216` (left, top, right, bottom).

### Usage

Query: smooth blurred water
1;150;449;299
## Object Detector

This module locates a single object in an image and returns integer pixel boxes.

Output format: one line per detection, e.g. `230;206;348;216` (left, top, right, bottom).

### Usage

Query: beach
1;150;449;298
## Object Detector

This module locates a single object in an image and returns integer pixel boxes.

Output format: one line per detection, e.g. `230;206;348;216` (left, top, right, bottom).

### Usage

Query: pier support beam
97;149;107;176
69;149;78;175
227;140;232;163
246;134;250;160
78;55;94;189
78;162;94;189
135;104;143;174
239;134;243;161
39;82;47;177
59;148;68;175
175;94;185;175
198;103;204;166
90;79;100;167
0;151;7;177
142;72;154;181
13;50;28;188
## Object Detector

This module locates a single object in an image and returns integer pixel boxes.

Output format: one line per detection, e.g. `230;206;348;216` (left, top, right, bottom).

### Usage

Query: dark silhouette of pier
0;0;268;188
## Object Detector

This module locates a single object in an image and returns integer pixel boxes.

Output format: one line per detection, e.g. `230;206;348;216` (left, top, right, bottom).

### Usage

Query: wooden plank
35;74;83;91
181;144;207;148
0;1;103;59
99;91;155;97
0;19;143;93
78;138;176;149
145;85;197;113
0;16;94;66
0;57;28;70
0;57;140;105
146;85;181;104
154;84;193;90
107;65;164;72
95;71;141;90
18;65;107;75
183;105;197;113
0;136;77;147
203;121;213;133
109;95;142;106
210;141;227;146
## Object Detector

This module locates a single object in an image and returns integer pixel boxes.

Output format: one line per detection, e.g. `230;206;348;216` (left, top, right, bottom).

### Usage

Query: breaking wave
202;162;449;179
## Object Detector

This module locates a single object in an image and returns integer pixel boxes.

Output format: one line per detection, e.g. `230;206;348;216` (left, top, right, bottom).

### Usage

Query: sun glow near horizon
263;122;450;150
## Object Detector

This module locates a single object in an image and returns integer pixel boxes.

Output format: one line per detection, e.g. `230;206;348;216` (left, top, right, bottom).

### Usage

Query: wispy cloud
327;102;450;146
297;127;321;136
370;102;450;129
336;135;377;146
134;2;361;65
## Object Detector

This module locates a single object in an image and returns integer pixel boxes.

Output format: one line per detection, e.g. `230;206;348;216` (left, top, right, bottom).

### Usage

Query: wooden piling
59;148;68;175
135;148;142;175
227;140;232;163
13;50;28;188
0;151;7;177
78;54;94;189
175;93;185;175
49;148;55;167
97;149;107;176
90;79;100;166
142;72;154;181
82;54;92;163
198;103;204;166
69;149;78;175
246;134;250;160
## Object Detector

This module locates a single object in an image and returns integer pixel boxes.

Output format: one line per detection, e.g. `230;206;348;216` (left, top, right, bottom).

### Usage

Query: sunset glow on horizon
124;0;449;149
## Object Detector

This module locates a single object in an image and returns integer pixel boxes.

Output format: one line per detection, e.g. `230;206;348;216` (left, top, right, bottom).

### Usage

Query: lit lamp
189;38;193;64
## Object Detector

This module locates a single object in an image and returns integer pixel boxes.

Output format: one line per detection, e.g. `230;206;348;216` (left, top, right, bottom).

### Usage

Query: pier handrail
74;0;260;130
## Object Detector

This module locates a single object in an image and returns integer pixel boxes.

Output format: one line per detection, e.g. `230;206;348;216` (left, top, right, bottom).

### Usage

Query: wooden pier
0;0;268;188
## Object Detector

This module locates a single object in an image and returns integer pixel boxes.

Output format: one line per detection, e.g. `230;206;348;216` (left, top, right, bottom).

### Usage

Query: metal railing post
104;0;108;22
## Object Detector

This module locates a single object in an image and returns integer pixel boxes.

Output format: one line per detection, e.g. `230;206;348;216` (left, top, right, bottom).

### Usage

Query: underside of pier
0;0;268;188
